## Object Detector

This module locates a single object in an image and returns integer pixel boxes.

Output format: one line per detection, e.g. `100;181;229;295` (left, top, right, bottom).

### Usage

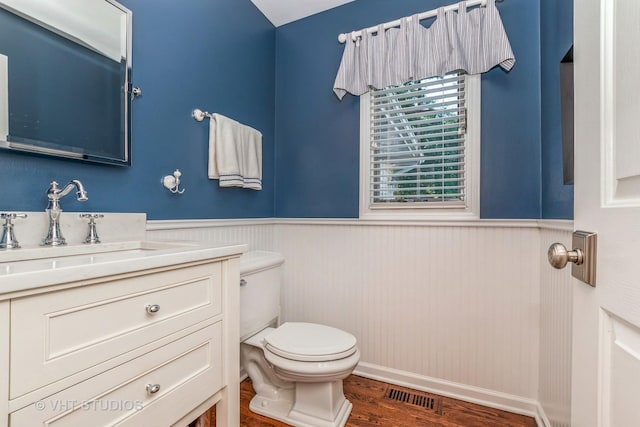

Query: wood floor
201;375;537;427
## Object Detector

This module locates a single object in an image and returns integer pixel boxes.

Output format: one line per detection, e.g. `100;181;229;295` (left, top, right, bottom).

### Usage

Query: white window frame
359;74;481;220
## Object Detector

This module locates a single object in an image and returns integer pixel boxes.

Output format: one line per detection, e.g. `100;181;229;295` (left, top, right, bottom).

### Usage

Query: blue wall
540;0;574;219
0;0;573;221
274;0;542;218
0;0;276;220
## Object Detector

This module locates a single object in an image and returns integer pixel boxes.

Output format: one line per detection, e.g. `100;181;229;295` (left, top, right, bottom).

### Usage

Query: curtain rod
338;0;504;43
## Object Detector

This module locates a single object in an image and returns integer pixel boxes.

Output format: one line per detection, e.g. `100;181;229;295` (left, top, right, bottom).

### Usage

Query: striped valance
333;0;515;100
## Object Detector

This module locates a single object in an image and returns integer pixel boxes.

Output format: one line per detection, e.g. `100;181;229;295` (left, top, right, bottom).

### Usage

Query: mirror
0;0;132;165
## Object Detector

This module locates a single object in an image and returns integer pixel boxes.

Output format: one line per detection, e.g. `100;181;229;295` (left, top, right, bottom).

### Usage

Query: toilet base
249;388;353;427
241;326;359;427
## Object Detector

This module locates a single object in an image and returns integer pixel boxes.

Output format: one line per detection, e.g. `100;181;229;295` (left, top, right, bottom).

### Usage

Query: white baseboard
535;402;552;427
354;362;550;427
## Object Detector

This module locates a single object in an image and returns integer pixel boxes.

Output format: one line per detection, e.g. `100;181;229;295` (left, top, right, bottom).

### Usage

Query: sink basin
0;240;247;294
0;240;197;263
0;240;199;277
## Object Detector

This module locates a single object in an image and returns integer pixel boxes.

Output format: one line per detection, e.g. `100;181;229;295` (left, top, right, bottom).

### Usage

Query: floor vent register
384;386;443;415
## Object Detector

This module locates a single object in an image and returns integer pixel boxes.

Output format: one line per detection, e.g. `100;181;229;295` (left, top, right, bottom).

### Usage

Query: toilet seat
264;346;361;382
264;322;357;362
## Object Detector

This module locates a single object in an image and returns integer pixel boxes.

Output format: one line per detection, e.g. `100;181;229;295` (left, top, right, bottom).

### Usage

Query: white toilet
240;251;360;427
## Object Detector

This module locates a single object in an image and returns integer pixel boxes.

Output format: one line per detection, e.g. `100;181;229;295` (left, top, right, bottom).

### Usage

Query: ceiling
250;0;355;27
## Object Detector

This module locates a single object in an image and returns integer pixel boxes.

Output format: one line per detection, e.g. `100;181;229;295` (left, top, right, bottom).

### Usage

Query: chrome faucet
43;180;88;246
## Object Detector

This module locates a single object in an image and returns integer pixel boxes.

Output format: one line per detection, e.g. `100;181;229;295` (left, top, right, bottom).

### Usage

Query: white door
572;0;640;425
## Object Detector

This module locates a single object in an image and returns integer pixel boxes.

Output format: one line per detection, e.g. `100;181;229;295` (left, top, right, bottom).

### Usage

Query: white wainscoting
273;222;541;415
538;222;573;427
146;218;574;425
146;219;276;251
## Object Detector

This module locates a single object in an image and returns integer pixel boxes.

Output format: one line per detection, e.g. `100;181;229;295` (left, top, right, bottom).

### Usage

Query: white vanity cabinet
0;243;244;427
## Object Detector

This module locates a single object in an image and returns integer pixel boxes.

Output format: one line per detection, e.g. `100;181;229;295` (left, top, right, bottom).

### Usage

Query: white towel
208;113;262;190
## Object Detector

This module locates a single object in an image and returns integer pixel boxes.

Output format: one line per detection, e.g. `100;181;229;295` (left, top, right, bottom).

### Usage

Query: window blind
369;73;467;206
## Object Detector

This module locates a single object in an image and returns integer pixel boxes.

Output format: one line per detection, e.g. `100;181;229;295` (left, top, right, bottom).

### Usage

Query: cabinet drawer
10;322;222;427
10;262;222;398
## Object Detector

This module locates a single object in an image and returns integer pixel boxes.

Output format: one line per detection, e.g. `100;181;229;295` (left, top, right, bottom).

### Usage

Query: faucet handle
80;213;103;244
0;213;28;249
0;213;28;220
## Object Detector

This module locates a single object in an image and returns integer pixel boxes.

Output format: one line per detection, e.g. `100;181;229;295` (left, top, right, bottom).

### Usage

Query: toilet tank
240;251;284;341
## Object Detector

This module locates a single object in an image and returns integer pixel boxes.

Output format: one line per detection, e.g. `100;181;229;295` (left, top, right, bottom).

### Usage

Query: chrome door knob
548;242;584;269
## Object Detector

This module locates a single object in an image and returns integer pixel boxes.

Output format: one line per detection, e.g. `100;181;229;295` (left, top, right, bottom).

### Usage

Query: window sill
359;210;479;222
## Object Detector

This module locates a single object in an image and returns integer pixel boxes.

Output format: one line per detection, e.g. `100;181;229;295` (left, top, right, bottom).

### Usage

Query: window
360;73;480;220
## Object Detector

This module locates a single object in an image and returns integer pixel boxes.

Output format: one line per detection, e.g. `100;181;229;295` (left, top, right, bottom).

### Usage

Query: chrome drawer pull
146;383;161;395
145;304;161;314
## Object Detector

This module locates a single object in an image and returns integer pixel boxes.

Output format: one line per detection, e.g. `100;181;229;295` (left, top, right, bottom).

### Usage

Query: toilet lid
264;322;357;362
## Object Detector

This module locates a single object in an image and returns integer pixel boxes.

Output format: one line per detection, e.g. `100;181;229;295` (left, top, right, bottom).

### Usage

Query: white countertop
0;240;247;297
